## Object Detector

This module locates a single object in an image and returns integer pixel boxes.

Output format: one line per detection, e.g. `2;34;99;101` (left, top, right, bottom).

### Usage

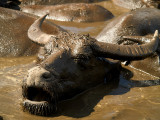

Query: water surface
0;1;160;120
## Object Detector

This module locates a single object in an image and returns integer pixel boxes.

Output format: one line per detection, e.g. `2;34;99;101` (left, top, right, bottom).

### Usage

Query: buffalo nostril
42;72;51;79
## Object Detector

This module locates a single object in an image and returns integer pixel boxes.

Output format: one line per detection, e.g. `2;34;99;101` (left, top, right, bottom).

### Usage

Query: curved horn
28;14;55;45
92;30;159;60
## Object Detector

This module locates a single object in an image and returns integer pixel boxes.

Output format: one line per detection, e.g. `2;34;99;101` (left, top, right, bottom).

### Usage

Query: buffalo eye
73;54;91;69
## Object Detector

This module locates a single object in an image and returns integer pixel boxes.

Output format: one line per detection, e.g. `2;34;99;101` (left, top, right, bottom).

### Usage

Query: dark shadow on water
6;63;158;118
57;82;119;118
0;116;3;120
50;67;160;118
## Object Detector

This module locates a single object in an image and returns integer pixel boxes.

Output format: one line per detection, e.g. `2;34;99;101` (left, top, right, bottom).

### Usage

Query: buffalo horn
92;30;159;60
28;14;55;45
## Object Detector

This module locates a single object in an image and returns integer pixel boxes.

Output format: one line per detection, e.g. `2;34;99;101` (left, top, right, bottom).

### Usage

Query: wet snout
25;66;54;86
22;66;58;116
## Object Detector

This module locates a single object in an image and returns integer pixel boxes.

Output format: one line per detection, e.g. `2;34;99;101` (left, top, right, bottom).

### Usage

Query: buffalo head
22;14;159;116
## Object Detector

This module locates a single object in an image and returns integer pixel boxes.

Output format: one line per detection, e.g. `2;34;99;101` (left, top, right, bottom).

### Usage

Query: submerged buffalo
21;3;114;22
22;14;159;116
0;7;64;57
112;0;160;9
96;8;160;45
20;0;106;5
96;8;160;76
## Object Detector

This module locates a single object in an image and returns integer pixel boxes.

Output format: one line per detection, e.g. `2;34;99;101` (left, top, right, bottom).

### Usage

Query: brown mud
0;1;160;120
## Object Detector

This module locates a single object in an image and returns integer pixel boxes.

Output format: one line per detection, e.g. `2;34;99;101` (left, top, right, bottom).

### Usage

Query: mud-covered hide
143;0;160;8
112;0;160;9
0;7;65;57
21;3;114;22
20;0;106;6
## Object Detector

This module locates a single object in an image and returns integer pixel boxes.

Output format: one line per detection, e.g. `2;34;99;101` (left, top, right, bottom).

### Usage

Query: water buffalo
96;8;160;50
22;14;159;116
112;0;160;9
20;0;106;6
21;3;114;22
0;0;106;10
0;7;65;57
96;8;160;76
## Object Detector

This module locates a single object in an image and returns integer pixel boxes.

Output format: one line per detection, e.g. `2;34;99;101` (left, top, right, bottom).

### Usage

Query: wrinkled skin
112;0;160;9
20;0;107;5
22;14;159;116
0;7;65;57
96;8;160;77
21;3;114;22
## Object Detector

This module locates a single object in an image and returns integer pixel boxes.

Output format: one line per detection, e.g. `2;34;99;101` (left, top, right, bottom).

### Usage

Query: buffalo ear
28;14;56;46
91;30;159;60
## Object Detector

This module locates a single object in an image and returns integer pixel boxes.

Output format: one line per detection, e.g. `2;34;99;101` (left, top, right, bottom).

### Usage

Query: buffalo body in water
96;8;160;77
22;14;159;116
21;3;114;22
0;7;64;57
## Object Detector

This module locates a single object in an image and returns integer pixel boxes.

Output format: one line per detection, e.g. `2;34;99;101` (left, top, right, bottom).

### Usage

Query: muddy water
0;1;160;120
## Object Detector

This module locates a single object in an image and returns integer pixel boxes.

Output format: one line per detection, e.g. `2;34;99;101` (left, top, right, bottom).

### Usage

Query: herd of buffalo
0;0;160;116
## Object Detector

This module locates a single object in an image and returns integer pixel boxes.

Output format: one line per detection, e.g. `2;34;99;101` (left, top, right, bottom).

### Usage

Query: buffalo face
22;14;159;116
22;32;121;116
